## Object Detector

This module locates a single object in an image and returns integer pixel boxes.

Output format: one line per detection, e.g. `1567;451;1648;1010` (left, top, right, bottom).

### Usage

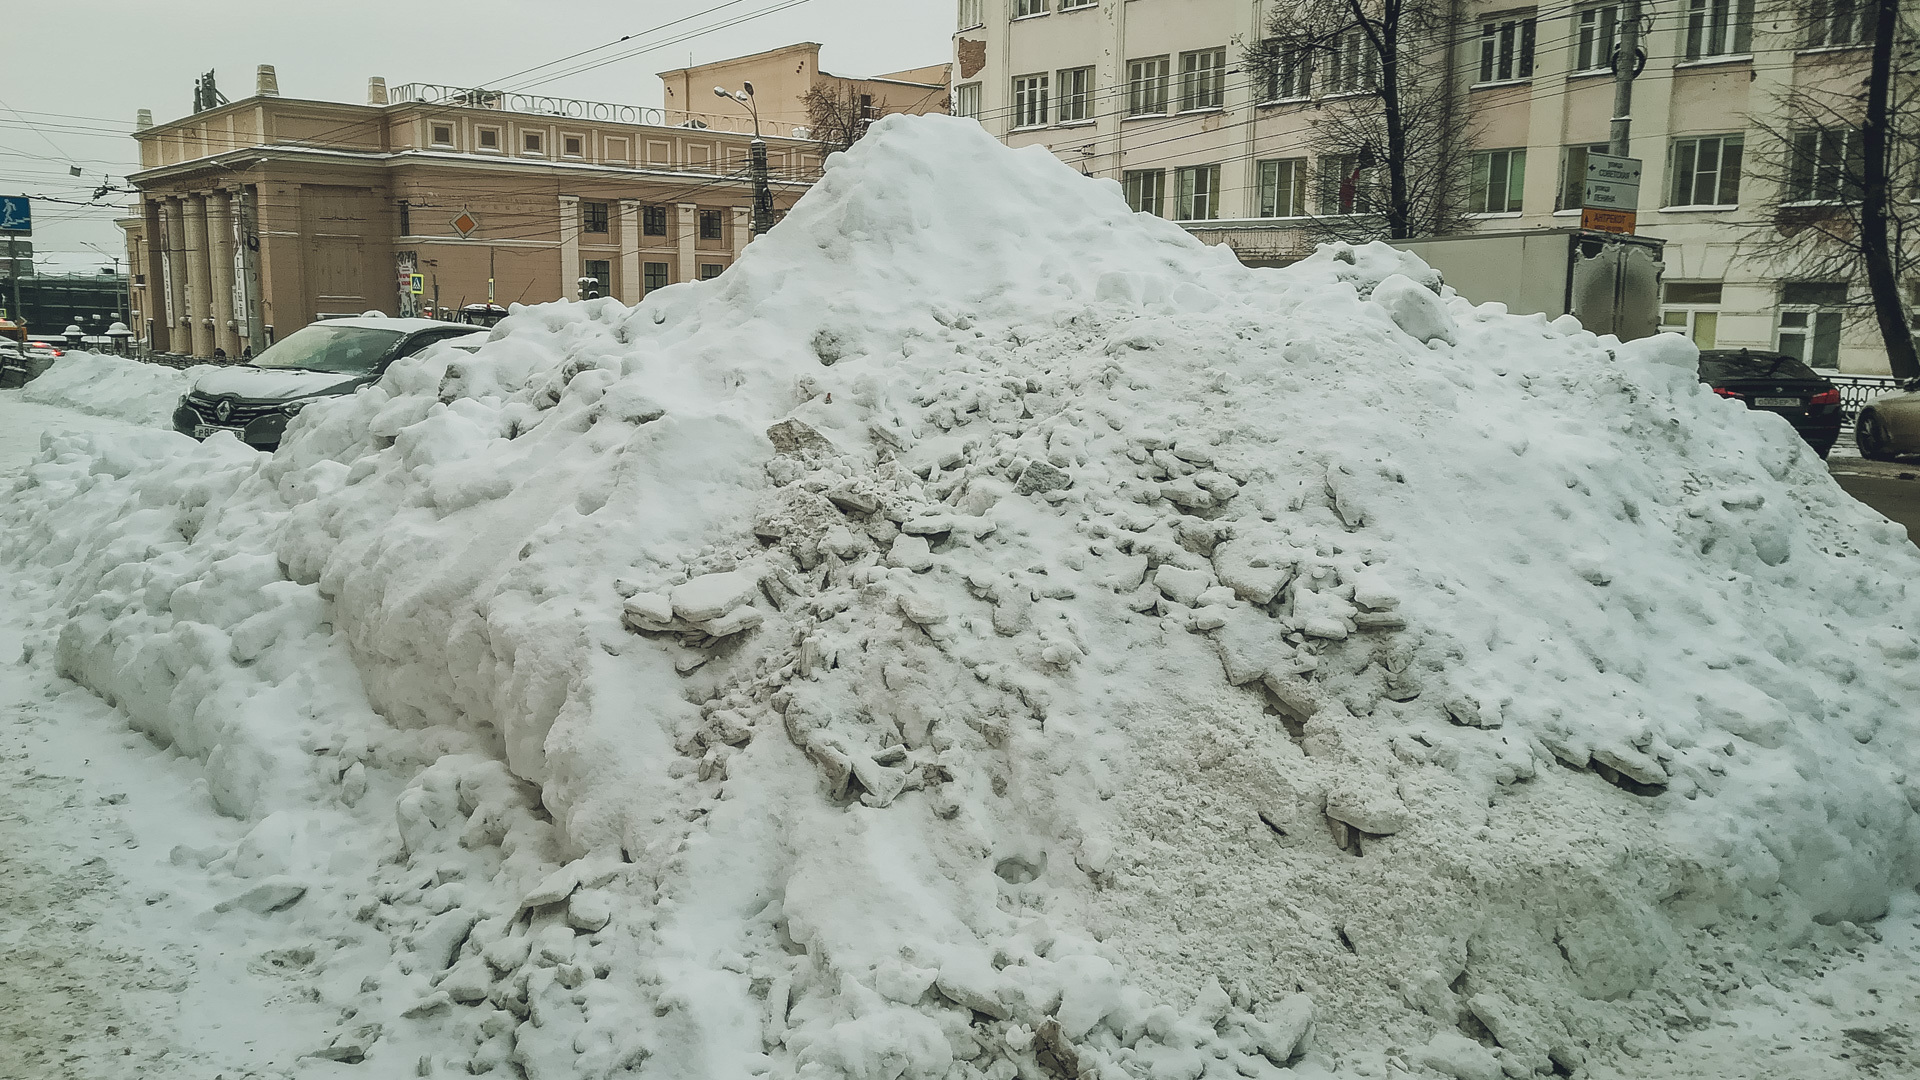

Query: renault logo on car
213;396;235;423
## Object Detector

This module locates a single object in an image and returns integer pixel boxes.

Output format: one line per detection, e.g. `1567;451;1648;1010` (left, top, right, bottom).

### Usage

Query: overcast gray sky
2;0;949;275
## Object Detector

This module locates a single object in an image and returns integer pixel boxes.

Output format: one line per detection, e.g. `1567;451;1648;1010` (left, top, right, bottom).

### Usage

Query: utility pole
236;186;267;351
1860;0;1919;379
1609;0;1642;157
715;82;775;237
6;235;19;328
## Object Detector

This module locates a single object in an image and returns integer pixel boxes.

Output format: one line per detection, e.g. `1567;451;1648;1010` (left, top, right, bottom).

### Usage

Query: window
1777;282;1847;367
644;262;670;292
523;131;544;154
1175;164;1221;220
1788;128;1863;203
1684;0;1753;59
1667;135;1742;206
1478;15;1537;83
1016;0;1046;16
564;135;584;157
1127;56;1171;115
582;201;609;234
1057;67;1093;122
1320;153;1375;214
398;201;411;235
477;128;500;150
959;0;983;26
1179;49;1228;111
581;260;610;297
1259;158;1309;217
1466;147;1528;213
1557;143;1613;210
1262;43;1311;101
700;263;726;280
1327;31;1380;94
860;94;876;121
1573;5;1618;72
1471;148;1527;213
699;209;725;240
1061;0;1096;8
955;83;982;120
1807;0;1864;46
643;205;668;236
1660;282;1723;347
1124;169;1165;216
1013;74;1050;128
430;123;454;146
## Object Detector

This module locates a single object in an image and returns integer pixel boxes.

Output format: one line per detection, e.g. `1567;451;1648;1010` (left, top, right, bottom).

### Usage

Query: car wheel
1856;411;1897;461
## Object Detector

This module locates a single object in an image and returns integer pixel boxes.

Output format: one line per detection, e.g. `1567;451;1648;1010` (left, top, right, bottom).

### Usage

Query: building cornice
128;144;815;191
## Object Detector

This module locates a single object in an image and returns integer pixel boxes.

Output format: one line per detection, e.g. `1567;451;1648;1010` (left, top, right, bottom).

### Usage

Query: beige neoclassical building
120;46;943;357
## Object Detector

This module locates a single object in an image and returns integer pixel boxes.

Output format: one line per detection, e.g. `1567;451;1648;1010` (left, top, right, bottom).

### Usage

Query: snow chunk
670;570;762;622
1371;273;1459;345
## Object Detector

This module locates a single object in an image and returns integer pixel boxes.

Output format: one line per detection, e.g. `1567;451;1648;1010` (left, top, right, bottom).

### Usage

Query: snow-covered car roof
311;316;485;335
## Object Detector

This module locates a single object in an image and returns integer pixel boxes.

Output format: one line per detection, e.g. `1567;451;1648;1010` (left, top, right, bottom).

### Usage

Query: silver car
1856;378;1920;461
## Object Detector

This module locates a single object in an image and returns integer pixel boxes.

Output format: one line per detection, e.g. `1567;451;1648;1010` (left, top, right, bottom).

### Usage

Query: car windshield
253;323;403;375
1697;351;1820;383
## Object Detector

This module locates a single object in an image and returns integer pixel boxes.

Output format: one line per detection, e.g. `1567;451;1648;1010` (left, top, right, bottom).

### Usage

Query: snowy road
0;392;332;1079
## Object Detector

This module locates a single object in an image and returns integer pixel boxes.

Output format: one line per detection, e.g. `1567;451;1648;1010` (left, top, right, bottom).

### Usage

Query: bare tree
803;84;887;156
1248;0;1478;241
1739;0;1920;377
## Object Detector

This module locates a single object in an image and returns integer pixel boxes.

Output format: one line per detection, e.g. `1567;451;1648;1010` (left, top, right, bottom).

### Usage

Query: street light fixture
714;83;774;237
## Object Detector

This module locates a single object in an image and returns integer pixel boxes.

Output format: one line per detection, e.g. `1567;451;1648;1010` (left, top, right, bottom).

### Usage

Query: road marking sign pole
2;196;31;333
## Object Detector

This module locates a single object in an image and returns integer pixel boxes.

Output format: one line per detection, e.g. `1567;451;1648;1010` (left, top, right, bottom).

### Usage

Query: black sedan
174;317;485;450
1697;349;1843;457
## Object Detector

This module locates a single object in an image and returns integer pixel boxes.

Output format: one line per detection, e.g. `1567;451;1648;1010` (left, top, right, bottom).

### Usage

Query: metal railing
1826;373;1902;424
385;83;759;135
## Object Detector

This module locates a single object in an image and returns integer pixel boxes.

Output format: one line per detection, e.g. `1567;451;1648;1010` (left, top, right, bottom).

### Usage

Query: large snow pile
19;351;212;426
4;116;1918;1080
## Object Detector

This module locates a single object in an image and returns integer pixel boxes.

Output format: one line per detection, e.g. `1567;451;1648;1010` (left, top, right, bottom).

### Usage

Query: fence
1827;373;1902;425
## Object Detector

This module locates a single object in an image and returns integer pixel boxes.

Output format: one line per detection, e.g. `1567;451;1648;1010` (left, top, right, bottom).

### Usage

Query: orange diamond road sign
451;211;478;238
1581;207;1636;235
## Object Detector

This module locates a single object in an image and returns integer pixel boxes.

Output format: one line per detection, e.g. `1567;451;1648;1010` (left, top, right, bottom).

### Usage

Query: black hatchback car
174;317;484;450
1696;348;1843;457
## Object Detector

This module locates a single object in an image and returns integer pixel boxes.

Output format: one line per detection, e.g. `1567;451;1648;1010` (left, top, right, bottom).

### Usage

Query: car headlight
281;400;311;416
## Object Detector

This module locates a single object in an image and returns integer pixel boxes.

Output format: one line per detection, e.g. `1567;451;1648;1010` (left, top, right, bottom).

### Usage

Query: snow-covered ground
2;116;1918;1080
17;351;210;426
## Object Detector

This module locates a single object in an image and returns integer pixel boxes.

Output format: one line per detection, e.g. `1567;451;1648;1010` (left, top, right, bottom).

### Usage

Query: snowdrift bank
19;352;211;426
5;116;1919;1079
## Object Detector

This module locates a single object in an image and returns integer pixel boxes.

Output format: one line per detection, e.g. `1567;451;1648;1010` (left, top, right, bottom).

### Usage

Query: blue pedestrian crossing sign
0;196;30;234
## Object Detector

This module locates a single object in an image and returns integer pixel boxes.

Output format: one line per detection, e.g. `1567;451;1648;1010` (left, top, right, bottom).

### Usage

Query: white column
675;203;697;285
618;200;642;304
207;190;240;356
164;197;189;350
558;195;581;301
183;194;214;358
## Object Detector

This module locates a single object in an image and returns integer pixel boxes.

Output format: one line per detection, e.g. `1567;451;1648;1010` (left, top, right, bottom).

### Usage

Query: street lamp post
714;83;775;237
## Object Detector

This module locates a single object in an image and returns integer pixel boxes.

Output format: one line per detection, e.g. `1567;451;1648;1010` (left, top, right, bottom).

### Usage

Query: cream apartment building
953;0;1905;374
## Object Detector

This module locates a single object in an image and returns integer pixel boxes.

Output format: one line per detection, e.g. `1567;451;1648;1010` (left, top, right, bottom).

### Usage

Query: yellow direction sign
1581;208;1637;234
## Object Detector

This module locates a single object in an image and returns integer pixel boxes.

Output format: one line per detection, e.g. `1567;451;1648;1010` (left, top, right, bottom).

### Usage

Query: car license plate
193;424;241;438
1754;397;1801;408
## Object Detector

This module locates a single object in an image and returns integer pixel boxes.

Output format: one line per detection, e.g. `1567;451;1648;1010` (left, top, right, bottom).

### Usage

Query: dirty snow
1;115;1917;1080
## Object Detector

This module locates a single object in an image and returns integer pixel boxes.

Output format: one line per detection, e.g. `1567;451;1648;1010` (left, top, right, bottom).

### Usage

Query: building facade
659;42;950;135
0;271;130;337
953;0;1910;374
121;67;824;357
